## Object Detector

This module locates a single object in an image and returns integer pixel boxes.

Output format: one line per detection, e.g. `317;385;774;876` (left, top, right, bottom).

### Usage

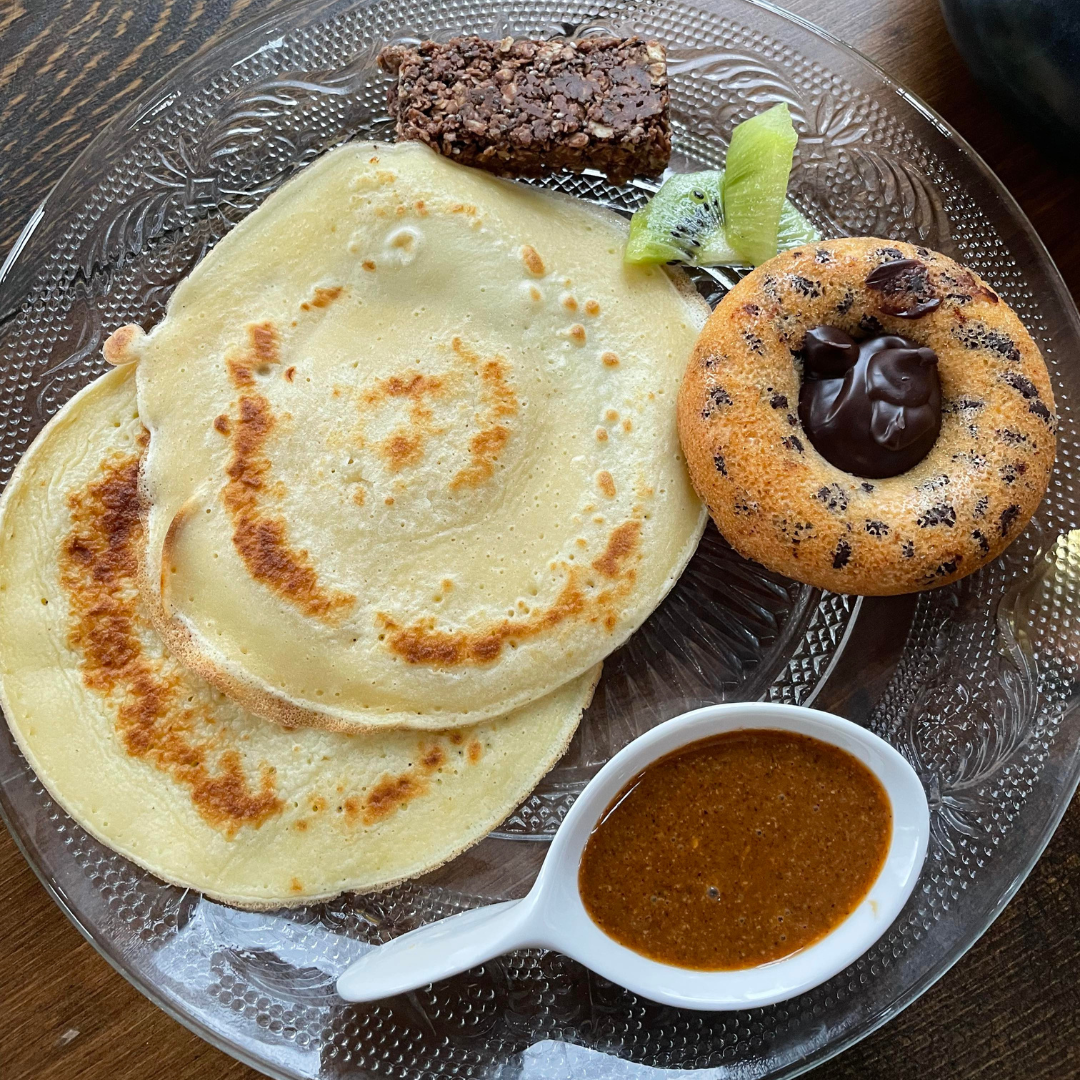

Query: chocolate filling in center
797;325;941;479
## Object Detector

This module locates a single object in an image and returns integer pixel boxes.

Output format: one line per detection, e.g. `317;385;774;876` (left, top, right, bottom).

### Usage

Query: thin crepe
109;141;705;731
0;367;597;907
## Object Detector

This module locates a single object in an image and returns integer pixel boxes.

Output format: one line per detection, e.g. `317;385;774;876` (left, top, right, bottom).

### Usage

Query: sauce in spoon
578;728;892;970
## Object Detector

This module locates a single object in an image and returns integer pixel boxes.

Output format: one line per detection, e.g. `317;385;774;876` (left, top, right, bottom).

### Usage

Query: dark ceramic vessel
940;0;1080;158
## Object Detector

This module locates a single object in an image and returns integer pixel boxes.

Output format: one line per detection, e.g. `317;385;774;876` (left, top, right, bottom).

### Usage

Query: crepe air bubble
383;226;424;266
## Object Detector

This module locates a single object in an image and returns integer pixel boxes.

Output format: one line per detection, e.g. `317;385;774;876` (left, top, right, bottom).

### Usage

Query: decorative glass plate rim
0;1;1078;1078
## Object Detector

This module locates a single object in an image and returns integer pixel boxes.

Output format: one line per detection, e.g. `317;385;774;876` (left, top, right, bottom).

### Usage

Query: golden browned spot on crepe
521;244;545;276
467;739;483;764
601;351;619;367
226;321;278;387
569;324;586;345
597;471;616;498
378;518;641;668
362;773;427;824
250;321;278;364
379;577;585;666
300;286;343;311
350;341;518;487
477;353;518;419
358;735;465;824
60;453;283;836
364;372;446;407
290;877;304;893
363;371;448;472
382;432;423;470
453;426;511;490
421;744;446;769
102;324;143;366
222;396;355;620
592;520;641;578
227;360;255;388
449;339;518;490
585;300;601;316
218;325;356;621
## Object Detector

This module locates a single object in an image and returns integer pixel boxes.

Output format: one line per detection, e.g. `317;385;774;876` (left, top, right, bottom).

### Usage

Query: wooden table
1;1;1078;1077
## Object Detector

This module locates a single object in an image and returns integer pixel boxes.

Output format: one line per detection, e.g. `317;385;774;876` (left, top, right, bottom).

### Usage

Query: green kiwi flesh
625;103;817;268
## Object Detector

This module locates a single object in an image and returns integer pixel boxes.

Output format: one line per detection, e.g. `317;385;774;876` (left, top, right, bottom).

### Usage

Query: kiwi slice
721;102;800;266
625;170;817;267
625;104;815;268
625;171;739;266
776;199;819;253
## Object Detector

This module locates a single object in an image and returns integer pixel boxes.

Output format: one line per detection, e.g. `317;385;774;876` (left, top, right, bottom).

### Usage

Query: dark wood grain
1;1;1078;1078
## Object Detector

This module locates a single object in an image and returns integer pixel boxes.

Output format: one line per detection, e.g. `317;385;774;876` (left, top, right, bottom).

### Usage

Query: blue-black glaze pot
939;0;1080;160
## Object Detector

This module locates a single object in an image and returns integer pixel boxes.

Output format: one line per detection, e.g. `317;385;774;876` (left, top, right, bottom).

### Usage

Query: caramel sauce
578;729;892;970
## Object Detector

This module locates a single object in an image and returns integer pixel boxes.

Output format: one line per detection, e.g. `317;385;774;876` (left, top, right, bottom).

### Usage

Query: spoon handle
336;899;533;1002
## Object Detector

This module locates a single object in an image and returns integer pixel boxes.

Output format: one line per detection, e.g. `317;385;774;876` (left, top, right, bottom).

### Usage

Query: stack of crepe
0;142;706;907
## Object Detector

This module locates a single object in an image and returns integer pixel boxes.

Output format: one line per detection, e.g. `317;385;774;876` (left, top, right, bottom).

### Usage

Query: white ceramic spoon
336;702;929;1010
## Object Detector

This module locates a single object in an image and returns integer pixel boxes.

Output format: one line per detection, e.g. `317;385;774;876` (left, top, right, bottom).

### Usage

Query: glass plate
1;1;1078;1077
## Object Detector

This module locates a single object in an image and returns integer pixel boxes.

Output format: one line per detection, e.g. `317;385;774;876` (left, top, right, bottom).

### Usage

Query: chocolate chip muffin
677;237;1056;595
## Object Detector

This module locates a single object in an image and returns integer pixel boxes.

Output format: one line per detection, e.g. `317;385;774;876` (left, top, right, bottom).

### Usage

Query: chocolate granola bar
377;36;670;184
